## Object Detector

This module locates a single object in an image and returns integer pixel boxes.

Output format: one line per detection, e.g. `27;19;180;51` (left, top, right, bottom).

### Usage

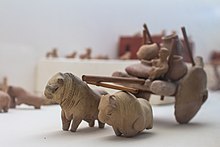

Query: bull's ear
109;95;117;108
57;78;64;85
58;72;64;76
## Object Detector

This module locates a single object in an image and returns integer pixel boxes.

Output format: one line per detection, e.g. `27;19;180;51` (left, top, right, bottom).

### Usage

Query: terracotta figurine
209;51;220;90
79;48;92;59
46;48;58;58
0;91;11;113
141;48;169;80
7;86;45;109
119;45;132;60
136;24;159;60
98;91;153;137
65;51;77;59
44;72;107;132
136;43;159;61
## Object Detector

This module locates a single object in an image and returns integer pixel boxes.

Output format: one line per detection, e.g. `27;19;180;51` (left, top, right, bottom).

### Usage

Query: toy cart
82;26;208;124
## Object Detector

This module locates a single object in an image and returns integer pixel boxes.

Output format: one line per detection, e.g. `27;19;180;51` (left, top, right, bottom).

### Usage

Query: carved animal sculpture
0;91;11;112
7;86;45;109
46;48;58;58
65;51;77;59
98;91;153;137
44;72;107;132
79;48;92;59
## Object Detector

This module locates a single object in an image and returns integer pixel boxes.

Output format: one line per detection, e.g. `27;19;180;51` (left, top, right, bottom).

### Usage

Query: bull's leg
113;126;122;136
70;117;82;132
98;120;105;128
61;110;71;131
84;119;95;127
89;120;95;127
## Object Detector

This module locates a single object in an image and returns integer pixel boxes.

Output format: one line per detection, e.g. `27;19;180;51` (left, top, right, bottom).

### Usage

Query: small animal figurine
119;45;131;60
0;91;11;113
79;48;92;59
65;51;77;59
44;72;107;132
98;91;153;137
7;86;45;109
46;48;58;58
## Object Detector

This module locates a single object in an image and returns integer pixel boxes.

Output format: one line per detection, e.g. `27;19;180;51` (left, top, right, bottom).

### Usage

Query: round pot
166;55;188;81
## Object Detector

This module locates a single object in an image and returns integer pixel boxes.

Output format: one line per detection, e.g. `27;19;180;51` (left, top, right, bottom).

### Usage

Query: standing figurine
65;51;77;59
79;48;92;59
119;45;132;60
98;91;153;137
44;72;107;132
46;48;59;58
141;48;169;80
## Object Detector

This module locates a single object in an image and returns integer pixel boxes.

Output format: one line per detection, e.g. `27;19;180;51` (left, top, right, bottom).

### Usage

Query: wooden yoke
82;75;146;94
82;75;145;84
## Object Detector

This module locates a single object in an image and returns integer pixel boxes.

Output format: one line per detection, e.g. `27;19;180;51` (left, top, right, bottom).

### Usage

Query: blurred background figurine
46;48;59;58
80;48;92;59
209;50;220;90
119;45;131;60
65;51;77;59
7;85;45;109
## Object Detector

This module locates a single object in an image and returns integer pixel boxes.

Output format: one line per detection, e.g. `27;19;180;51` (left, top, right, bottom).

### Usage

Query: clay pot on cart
166;55;188;81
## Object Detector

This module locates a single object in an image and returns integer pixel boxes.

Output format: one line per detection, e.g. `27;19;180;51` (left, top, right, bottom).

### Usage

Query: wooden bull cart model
82;25;208;124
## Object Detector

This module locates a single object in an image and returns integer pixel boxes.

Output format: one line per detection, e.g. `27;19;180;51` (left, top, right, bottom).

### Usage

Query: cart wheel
174;66;208;124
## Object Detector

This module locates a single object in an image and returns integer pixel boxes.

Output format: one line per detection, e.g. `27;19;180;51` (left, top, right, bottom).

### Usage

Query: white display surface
0;91;219;147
